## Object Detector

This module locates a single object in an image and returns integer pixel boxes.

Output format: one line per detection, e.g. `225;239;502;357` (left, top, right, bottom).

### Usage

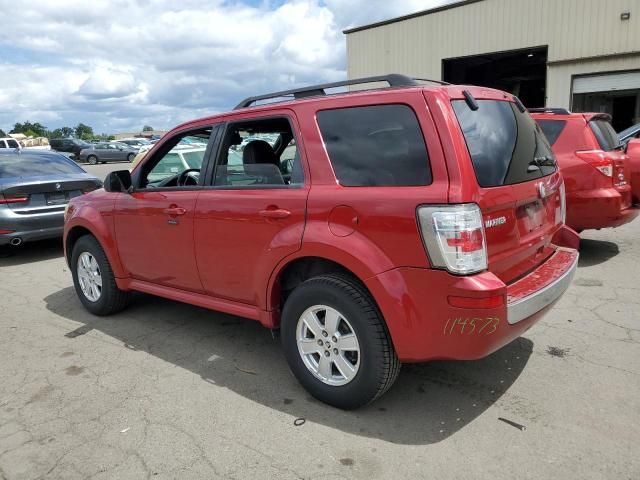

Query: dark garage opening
443;46;548;108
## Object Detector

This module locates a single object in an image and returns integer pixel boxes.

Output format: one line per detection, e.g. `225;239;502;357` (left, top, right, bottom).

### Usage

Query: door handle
259;208;291;219
163;207;187;216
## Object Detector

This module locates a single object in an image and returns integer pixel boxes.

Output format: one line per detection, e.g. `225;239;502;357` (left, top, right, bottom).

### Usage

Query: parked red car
64;75;579;409
531;109;638;232
625;138;640;204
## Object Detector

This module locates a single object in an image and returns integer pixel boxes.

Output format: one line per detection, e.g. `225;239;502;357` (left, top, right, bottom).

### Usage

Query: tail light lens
417;204;487;275
0;193;29;204
576;150;613;178
556;181;566;225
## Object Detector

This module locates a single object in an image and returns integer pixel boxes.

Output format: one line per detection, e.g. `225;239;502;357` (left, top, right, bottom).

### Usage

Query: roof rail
528;108;571;115
234;74;448;110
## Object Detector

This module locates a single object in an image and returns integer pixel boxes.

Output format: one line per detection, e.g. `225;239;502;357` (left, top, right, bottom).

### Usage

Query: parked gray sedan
78;142;138;164
0;150;101;247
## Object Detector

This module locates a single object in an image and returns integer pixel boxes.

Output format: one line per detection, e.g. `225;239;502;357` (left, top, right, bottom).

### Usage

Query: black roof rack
234;74;448;110
528;108;571;115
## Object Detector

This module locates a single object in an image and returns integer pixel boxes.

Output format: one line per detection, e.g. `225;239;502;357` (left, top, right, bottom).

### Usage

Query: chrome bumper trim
507;250;579;325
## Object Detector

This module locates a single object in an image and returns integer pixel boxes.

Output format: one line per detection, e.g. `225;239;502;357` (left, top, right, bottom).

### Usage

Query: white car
0;137;21;149
146;146;207;183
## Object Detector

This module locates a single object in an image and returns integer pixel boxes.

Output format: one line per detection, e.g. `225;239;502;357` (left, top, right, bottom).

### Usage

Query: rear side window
590;119;620;151
453;100;556;187
0;154;84;177
536;120;567;146
317;104;432;187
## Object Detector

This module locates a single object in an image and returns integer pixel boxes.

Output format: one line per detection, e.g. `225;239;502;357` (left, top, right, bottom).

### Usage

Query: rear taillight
417;203;487;275
0;193;29;204
576;150;613;178
556;181;566;225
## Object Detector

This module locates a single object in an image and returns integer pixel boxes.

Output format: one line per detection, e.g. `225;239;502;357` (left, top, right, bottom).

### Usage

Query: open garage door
572;71;640;132
442;47;547;108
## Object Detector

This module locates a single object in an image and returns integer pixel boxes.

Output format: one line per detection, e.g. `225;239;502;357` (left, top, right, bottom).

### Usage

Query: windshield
618;123;640;140
0;154;84;177
453;99;557;187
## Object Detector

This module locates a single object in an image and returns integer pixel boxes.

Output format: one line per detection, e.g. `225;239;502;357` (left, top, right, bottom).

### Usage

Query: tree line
0;122;156;141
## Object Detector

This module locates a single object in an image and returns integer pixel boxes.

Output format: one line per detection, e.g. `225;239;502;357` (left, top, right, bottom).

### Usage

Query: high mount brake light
417;204;488;275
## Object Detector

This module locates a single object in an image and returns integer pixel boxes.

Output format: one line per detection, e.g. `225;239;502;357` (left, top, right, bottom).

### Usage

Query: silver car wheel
77;252;102;302
296;305;360;386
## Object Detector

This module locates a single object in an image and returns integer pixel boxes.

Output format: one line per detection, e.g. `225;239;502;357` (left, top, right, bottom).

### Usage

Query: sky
0;0;451;134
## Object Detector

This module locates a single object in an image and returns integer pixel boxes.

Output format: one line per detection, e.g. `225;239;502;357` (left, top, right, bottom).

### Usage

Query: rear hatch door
451;96;563;284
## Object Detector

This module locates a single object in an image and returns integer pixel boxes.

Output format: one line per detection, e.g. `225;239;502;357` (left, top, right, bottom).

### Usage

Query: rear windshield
589;119;621;151
0;154;84;178
453;100;557;187
536;119;567;146
316;104;432;187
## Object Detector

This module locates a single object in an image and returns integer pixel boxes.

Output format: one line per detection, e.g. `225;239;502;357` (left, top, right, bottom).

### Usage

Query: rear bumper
0;208;64;245
365;243;578;363
506;248;578;324
567;187;639;230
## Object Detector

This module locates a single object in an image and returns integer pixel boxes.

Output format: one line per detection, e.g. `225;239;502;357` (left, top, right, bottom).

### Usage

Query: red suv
531;109;638;232
64;75;579;409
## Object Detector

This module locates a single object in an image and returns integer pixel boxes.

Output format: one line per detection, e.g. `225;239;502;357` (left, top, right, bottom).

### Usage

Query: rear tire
281;274;400;409
87;155;98;165
71;235;130;316
127;153;134;162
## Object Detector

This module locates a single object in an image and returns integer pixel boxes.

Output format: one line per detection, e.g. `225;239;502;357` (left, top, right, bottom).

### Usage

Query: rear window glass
536;120;567;146
0;154;84;178
316;104;432;187
453;100;557;187
590;119;620;151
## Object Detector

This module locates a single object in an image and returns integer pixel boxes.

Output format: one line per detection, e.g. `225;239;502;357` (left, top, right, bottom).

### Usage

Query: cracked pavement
0;171;638;478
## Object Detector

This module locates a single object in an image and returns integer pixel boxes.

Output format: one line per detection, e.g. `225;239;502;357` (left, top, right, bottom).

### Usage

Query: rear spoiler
528;108;571;115
583;112;613;123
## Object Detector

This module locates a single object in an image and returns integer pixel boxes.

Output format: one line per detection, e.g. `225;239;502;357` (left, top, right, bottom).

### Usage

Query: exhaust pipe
10;237;22;246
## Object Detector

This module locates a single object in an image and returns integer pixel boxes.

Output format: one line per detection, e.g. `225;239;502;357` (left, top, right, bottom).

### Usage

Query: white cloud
0;0;450;133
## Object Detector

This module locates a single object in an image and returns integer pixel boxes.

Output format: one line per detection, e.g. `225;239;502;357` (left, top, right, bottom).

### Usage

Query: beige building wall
547;55;640;108
346;0;640;108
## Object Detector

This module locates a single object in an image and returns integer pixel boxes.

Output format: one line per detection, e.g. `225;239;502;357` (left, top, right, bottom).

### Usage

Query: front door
194;112;308;306
113;125;216;293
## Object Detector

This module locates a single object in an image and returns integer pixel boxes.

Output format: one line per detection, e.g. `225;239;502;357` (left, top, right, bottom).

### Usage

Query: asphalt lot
0;162;639;479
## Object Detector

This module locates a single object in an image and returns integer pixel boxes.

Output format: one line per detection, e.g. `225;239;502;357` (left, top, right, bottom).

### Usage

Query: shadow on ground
578;238;620;267
45;287;533;445
0;239;63;266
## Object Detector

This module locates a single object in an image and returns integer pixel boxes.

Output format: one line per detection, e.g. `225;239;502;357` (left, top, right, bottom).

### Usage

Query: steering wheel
177;168;200;186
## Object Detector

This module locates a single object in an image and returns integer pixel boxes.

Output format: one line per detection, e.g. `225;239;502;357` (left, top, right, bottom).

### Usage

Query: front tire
127;153;134;162
71;235;130;316
87;155;98;165
281;274;400;409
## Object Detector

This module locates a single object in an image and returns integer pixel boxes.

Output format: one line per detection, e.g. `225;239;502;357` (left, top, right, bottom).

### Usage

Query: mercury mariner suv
64;75;579;409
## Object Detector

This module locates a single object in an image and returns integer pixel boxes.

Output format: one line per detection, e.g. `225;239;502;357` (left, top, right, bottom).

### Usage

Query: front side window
213;117;303;188
453;100;556;187
6;140;20;149
140;130;212;188
317;104;432;187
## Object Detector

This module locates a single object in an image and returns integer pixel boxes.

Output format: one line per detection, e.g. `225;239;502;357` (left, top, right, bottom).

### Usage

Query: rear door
193;110;308;306
449;96;563;283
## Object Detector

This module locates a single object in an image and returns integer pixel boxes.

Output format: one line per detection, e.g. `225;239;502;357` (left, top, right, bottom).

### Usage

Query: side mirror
104;170;133;193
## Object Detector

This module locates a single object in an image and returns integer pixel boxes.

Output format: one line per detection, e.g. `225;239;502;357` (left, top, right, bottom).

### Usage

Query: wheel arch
64;215;126;278
266;255;381;328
